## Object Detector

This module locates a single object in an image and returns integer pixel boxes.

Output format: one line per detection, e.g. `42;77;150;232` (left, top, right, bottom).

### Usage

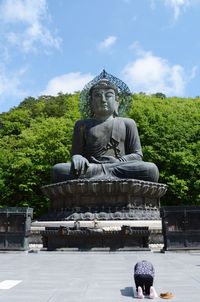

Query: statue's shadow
120;286;134;298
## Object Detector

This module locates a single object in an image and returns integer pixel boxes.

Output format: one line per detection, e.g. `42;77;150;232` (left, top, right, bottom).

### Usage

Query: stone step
31;219;162;231
30;220;163;245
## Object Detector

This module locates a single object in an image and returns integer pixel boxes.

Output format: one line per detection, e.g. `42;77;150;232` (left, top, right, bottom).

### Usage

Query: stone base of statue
39;179;167;250
41;179;167;221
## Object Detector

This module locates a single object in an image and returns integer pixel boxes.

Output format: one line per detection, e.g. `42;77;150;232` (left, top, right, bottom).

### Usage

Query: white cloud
0;0;61;53
98;36;117;50
41;72;94;96
0;0;46;23
122;43;197;96
0;65;27;108
164;0;200;19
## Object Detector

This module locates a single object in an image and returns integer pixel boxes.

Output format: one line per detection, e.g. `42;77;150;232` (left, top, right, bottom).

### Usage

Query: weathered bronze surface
42;71;167;221
51;71;159;183
42;178;167;220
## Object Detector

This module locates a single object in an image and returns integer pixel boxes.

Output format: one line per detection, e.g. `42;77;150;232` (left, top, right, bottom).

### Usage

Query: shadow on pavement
120;286;133;297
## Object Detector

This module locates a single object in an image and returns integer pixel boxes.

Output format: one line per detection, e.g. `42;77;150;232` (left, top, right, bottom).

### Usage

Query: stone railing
41;225;151;250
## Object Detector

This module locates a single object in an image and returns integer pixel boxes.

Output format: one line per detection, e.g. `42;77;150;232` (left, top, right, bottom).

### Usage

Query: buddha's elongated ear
89;96;95;117
114;100;119;117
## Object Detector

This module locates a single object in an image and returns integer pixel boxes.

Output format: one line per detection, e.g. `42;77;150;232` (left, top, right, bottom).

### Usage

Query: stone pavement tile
47;287;134;302
0;294;52;302
47;290;84;302
0;251;199;301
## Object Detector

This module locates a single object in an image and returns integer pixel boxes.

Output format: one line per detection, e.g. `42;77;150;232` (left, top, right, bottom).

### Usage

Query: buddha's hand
90;156;119;164
72;154;89;176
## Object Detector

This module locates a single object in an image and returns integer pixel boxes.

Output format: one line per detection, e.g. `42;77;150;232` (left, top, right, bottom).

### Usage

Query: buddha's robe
52;117;159;182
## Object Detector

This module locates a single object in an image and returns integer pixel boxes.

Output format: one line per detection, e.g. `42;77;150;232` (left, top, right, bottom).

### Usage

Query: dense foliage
0;93;80;217
0;92;199;217
130;94;200;206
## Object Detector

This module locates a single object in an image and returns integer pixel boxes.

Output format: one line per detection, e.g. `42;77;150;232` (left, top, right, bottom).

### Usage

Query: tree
151;92;166;99
0;93;80;217
130;94;200;206
0;92;199;217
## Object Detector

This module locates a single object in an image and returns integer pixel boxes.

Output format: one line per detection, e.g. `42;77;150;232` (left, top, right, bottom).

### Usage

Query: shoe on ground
137;286;144;299
149;286;158;299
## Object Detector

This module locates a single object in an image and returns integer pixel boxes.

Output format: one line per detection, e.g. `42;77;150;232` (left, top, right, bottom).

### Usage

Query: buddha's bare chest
87;123;112;144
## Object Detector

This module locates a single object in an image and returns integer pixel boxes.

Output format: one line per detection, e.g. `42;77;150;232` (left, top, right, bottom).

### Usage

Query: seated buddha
51;76;159;183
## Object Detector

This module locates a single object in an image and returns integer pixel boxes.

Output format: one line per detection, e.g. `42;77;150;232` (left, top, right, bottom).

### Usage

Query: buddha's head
89;79;119;119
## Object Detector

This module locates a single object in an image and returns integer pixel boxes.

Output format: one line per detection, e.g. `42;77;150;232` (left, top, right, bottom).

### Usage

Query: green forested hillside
130;94;200;206
0;93;199;217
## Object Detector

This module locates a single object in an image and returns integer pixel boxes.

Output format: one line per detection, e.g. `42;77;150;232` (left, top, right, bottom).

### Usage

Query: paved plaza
0;249;199;301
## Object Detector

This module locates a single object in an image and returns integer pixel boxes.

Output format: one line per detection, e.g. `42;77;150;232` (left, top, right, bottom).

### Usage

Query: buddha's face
91;88;118;119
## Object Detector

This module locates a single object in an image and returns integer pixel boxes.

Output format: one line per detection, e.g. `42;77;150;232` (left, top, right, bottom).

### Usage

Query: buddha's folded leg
51;161;159;183
51;162;108;182
109;161;159;182
51;163;72;183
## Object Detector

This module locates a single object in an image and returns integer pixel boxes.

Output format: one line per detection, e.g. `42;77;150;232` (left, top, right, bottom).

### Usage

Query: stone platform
41;179;167;221
40;179;167;249
30;219;163;247
41;225;151;251
0;250;199;302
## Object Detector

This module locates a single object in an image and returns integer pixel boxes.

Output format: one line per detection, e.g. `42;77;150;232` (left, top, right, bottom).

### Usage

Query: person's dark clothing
134;260;155;295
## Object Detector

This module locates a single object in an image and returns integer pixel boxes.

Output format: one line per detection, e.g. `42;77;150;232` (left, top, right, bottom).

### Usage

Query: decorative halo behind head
80;70;132;118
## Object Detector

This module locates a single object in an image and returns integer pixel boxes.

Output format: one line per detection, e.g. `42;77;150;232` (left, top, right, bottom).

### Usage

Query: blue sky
1;0;200;113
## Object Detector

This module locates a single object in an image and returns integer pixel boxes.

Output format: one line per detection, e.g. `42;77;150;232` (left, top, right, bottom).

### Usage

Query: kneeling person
134;260;158;299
